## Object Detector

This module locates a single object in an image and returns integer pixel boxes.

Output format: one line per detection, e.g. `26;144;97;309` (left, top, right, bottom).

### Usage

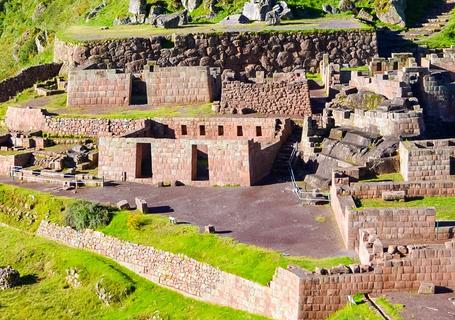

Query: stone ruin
0;266;20;290
240;0;291;25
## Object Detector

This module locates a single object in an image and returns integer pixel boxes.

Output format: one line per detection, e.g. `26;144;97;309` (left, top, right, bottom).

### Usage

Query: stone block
117;200;130;210
204;225;215;233
418;282;435;294
135;197;148;213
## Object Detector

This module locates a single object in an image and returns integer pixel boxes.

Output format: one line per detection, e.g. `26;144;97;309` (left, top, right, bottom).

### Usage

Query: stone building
399;139;455;181
99;117;291;186
220;70;312;117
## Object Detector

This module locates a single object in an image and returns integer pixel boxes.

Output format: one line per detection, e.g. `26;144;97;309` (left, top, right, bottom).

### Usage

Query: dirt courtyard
1;178;354;258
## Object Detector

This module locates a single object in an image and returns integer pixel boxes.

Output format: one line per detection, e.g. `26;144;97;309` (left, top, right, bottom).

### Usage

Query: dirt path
0;177;354;258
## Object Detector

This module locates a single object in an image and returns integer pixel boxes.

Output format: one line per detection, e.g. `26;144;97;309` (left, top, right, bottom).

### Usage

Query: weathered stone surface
54;31;377;77
242;0;273;21
418;282;435;294
135;197;148;213
338;0;354;12
181;0;202;12
357;9;374;23
0;266;20;290
155;13;182;28
220;14;250;25
117;200;130;210
129;0;147;15
376;0;406;27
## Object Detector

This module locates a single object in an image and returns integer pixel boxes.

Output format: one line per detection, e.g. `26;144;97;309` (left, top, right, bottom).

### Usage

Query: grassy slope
0;183;355;285
357;196;455;220
0;227;266;320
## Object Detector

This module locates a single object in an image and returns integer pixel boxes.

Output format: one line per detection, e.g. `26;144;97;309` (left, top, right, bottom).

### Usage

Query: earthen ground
0;177;354;258
381;292;455;320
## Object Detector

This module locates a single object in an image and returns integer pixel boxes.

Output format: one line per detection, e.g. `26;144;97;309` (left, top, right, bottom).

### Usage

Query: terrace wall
220;72;312;117
0;63;62;103
37;220;455;320
54;31;377;76
67;69;132;107
349;72;412;99
330;185;436;250
327;107;424;137
144;66;215;105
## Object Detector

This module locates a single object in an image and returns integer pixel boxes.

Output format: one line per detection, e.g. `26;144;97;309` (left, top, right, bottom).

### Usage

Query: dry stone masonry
220;70;312;117
54;31;377;75
67;69;132;107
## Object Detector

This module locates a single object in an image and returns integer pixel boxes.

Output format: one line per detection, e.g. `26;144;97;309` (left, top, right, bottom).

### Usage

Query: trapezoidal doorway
192;145;209;181
136;143;152;178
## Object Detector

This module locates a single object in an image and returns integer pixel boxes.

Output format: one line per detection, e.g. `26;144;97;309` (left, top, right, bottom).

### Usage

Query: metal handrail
288;145;330;203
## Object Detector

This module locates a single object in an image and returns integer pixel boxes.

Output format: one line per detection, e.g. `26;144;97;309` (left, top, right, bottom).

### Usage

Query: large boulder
181;0;202;12
375;0;406;27
220;14;250;25
154;11;187;28
0;266;20;290
129;0;147;15
242;0;273;21
339;0;355;12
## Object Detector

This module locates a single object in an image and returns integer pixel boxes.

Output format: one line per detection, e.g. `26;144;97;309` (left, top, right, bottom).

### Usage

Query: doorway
192;145;209;181
136;143;152;178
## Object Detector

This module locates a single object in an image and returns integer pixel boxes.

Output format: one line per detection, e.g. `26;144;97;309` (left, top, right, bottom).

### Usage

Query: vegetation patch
64;200;112;230
374;296;404;320
0;227;265;320
360;172;404;183
356;196;455;220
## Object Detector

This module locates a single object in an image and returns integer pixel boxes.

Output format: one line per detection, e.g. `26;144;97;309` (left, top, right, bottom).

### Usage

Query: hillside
0;0;446;80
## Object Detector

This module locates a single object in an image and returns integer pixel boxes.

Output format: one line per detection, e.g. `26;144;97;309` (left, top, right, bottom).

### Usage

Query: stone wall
54;31;377;76
330;184;436;250
349;71;413;99
0;63;62;103
67;69;132;107
399;139;455;181
98;122;288;187
220;71;312;117
5;107;148;137
0;153;32;176
326;106;424;137
341;180;455;199
144;66;216;105
37;220;455;320
36;220;301;320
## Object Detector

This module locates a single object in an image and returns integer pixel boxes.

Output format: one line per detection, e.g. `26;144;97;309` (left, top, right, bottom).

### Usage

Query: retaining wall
0;63;62;103
54;31;377;76
37;220;455;320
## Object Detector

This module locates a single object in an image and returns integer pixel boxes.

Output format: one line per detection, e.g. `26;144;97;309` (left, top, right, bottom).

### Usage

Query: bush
127;212;142;230
64;200;112;230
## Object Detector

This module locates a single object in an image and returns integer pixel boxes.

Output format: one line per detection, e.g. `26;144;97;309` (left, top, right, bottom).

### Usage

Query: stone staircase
271;123;302;178
401;0;455;42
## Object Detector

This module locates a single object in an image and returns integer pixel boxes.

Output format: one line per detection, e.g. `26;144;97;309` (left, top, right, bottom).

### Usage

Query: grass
0;183;355;285
356;196;455;220
327;295;404;320
374;296;404;320
424;9;455;48
360;172;404;183
0;226;266;320
100;211;354;285
0;91;215;120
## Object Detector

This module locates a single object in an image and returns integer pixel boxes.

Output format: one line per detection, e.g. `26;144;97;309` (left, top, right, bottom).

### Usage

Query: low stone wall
36;221;301;320
330;184;436;250
0;63;62;103
54;31;377;76
220;72;312;117
67;69;132;107
37;220;455;320
343;180;455;199
327;107;424;137
144;66;215;105
6;107;148;137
